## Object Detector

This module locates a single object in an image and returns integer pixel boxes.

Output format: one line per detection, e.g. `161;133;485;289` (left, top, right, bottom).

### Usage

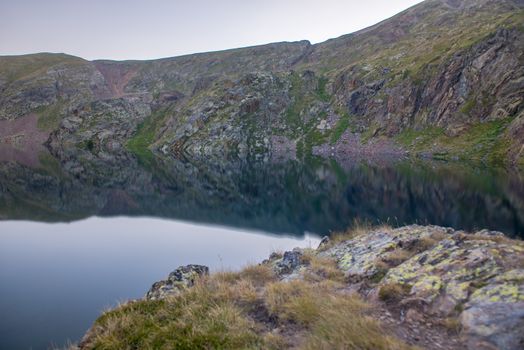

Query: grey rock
461;302;524;350
275;249;303;275
318;236;330;249
146;264;209;300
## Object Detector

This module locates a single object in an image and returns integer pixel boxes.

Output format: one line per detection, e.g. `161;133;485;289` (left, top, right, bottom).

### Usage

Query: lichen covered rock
318;225;524;349
381;235;523;310
460;269;524;350
275;249;304;275
146;264;209;300
379;233;524;349
320;225;453;279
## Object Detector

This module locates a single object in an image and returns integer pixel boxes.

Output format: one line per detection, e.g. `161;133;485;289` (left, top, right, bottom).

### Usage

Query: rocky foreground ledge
77;225;524;350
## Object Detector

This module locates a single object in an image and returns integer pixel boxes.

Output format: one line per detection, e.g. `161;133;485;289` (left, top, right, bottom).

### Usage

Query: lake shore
75;225;524;350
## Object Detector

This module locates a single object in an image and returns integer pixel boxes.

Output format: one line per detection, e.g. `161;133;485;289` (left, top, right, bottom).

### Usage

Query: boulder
146;264;209;300
274;249;304;275
460;269;524;350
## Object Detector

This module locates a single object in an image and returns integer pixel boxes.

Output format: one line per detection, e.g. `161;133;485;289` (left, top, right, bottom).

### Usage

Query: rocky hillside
76;225;524;350
0;0;523;168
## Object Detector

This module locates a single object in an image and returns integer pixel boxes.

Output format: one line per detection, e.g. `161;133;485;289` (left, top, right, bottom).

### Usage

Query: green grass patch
304;128;328;155
460;98;476;115
37;152;64;178
330;113;351;145
36;101;65;131
397;118;513;165
285;73;330;137
285;72;306;128
126;108;169;164
395;127;446;148
315;76;330;102
361;123;383;144
0;53;85;83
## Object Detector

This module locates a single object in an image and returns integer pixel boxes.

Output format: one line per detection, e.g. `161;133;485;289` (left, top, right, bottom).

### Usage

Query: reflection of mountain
1;154;523;237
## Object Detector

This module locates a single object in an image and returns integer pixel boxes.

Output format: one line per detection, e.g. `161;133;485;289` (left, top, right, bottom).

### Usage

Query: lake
1;156;523;349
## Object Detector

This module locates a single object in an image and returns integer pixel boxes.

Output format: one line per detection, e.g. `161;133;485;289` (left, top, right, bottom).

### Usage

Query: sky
0;0;424;61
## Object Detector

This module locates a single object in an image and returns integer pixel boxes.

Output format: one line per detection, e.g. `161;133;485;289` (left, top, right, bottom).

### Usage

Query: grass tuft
302;295;415;350
378;283;412;303
320;222;391;251
238;264;276;286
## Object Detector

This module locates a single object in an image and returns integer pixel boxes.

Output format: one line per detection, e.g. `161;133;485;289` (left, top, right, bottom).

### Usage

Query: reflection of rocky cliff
1;154;523;237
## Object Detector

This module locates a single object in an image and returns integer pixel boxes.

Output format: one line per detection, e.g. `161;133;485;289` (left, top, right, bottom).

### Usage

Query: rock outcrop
146;265;209;300
312;226;524;349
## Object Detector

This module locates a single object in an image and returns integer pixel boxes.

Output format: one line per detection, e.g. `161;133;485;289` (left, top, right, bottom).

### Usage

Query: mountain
0;0;523;169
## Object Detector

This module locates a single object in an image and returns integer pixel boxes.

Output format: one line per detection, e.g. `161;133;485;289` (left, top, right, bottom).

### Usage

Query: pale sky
0;0;424;61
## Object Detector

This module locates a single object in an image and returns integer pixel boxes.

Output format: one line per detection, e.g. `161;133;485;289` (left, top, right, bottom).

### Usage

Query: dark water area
1;156;524;349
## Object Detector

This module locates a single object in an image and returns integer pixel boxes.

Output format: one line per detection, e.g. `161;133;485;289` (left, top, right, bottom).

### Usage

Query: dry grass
371;260;390;283
380;248;412;267
301;296;416;350
269;250;284;259
413;236;439;252
263;332;289;349
379;283;412;303
265;279;353;321
213;263;276;286
301;251;346;284
238;263;276;286
265;280;325;326
264;279;413;350
84;274;266;349
463;233;524;246
441;317;463;335
212;270;242;284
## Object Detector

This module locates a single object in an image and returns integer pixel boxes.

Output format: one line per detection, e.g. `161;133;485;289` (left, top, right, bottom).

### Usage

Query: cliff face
0;0;523;167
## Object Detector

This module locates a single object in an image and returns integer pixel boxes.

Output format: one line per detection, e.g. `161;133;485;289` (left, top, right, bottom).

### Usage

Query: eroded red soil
0;114;50;167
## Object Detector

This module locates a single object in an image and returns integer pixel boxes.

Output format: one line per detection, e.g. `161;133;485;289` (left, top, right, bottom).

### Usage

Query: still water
0;218;319;350
1;156;523;349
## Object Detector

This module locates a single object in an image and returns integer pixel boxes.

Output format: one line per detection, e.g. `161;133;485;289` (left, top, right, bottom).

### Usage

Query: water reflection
0;155;523;237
